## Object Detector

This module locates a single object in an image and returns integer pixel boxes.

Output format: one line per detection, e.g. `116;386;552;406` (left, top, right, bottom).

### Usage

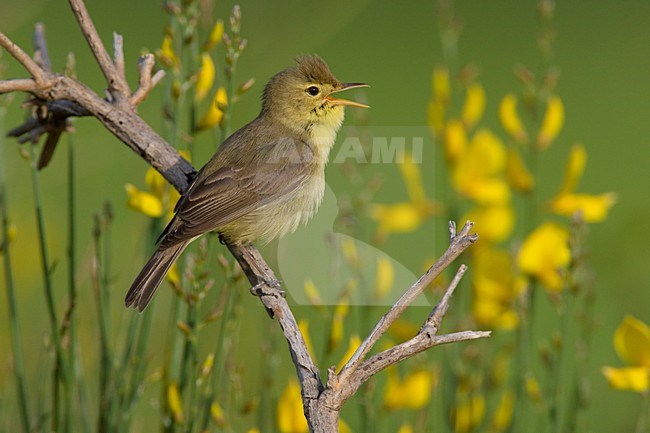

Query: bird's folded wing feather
159;158;311;248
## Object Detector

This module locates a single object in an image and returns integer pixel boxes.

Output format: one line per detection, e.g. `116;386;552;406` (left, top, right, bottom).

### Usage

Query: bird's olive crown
261;55;342;117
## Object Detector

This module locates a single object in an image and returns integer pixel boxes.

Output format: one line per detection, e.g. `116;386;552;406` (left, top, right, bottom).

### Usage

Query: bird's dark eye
306;86;320;96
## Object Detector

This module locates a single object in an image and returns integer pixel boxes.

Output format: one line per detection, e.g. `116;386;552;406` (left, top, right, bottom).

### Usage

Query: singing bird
125;55;368;311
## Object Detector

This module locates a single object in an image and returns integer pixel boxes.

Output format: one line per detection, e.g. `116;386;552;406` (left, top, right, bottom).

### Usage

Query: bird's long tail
125;241;189;312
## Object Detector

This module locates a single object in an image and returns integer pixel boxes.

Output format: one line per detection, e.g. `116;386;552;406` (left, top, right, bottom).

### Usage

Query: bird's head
261;55;368;134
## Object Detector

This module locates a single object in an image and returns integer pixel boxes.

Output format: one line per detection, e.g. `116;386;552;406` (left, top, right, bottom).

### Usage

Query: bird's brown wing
159;160;311;248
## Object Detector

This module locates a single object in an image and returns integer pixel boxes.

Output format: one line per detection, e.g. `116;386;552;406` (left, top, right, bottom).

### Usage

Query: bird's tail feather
125;241;189;312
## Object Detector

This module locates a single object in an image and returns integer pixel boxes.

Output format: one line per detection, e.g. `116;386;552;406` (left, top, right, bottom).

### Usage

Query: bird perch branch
0;3;489;432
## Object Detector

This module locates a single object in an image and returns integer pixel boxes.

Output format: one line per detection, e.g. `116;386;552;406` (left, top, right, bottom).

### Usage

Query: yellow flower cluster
369;153;437;241
425;68;616;330
125;152;190;221
428;70;524;329
156;19;230;131
383;367;435;410
125;153;190;286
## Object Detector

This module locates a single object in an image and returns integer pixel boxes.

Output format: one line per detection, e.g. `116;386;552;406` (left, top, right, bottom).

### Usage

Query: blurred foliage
1;0;649;432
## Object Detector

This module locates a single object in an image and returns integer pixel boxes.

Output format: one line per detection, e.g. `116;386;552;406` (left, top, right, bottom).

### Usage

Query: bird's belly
220;172;325;244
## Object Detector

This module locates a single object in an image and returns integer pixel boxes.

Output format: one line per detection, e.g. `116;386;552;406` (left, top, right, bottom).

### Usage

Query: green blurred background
0;0;649;431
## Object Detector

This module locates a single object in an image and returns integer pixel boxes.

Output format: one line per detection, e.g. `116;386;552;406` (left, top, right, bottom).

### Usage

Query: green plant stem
64;132;78;433
163;295;185;433
119;222;159;431
180;301;198;432
636;393;650;433
510;279;537;433
0;113;31;433
112;312;139;431
200;280;235;430
223;62;236;138
28;142;68;432
548;290;572;433
122;306;154;425
93;212;113;433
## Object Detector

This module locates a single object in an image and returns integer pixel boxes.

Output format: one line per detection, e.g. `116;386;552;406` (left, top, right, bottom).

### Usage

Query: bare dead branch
331;264;490;403
67;0;130;99
336;221;478;387
0;25;194;184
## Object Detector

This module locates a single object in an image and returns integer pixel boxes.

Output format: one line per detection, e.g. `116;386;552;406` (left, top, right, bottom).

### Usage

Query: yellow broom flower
558;144;587;196
203;20;224;51
277;379;308;433
550;144;617;222
550;192;617;223
303;278;324;306
537;95;564;150
370;201;436;237
384;368;434;410
517;222;570;292
506;148;535;192
398;153;427;204
158;34;179;69
432;66;451;103
444;120;468;164
451;129;510;205
125;183;163;218
374;256;394;300
464;205;515;244
453;391;486;433
336;334;361;372
427;66;451;136
461;82;486;130
298;319;316;360
329;300;350;352
491;390;515;431
210;401;226;427
499;94;528;144
196;87;228;131
167;383;185;424
602;316;650;393
195;53;216;102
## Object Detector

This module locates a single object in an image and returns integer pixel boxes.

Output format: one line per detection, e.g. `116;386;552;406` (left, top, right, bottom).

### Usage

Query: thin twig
422;263;468;333
356;330;489;384
131;54;165;106
112;32;126;83
0;78;38;93
33;23;51;73
0;32;47;83
67;0;130;98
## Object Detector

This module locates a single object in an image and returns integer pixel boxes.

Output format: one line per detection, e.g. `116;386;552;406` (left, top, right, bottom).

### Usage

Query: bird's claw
250;279;285;298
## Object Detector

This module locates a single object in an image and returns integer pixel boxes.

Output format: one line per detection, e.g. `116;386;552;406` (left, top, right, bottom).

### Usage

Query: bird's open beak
325;82;370;108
